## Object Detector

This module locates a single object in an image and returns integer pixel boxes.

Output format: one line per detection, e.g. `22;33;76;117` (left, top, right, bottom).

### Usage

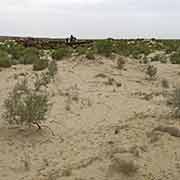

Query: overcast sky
0;0;180;39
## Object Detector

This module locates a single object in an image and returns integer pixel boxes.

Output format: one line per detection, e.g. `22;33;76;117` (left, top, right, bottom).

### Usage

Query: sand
0;55;180;180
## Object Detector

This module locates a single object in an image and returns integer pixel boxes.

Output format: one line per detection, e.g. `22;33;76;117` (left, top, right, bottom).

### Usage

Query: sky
0;0;180;39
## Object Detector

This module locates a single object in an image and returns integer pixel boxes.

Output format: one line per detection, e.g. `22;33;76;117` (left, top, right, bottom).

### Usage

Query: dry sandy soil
0;55;180;180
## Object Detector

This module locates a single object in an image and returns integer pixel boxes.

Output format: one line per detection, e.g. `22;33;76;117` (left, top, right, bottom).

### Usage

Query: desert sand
0;55;180;180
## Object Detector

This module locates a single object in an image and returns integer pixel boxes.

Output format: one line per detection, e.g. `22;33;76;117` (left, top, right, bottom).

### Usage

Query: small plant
86;50;95;60
48;60;58;79
52;48;70;60
161;78;169;88
117;56;125;70
76;47;87;55
3;76;49;129
0;50;11;68
143;57;149;64
109;157;138;176
146;65;157;80
151;54;161;62
173;88;180;118
95;40;113;57
34;72;51;91
20;48;40;65
33;58;48;71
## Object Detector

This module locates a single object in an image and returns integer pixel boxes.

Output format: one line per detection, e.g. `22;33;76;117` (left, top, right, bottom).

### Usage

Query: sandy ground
0;55;180;180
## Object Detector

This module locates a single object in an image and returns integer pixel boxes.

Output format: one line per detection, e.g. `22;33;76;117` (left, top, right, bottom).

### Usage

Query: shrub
9;45;25;62
173;88;180;118
170;52;180;64
48;60;58;79
33;58;48;71
3;76;49;129
20;48;40;65
143;57;149;64
52;48;70;60
146;65;157;80
0;41;25;61
160;58;167;64
117;56;126;70
76;47;87;55
0;50;11;68
109;157;138;176
86;50;95;60
161;79;169;88
34;72;50;90
151;54;162;62
95;40;113;57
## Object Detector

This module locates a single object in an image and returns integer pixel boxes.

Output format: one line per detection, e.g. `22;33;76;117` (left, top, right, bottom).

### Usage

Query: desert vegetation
52;47;71;60
95;40;113;57
0;50;11;67
3;77;49;129
0;38;180;180
146;64;157;80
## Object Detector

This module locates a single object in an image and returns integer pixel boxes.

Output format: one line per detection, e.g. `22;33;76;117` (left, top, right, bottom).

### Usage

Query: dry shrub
146;65;157;80
161;78;169;88
86;50;95;60
173;88;180;118
117;56;126;70
109;156;138;176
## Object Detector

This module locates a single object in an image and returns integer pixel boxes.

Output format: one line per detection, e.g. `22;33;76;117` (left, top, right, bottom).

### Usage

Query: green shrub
0;50;11;68
52;48;70;60
20;48;40;65
33;58;48;71
95;40;113;57
9;45;25;62
76;47;87;55
3;76;49;129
